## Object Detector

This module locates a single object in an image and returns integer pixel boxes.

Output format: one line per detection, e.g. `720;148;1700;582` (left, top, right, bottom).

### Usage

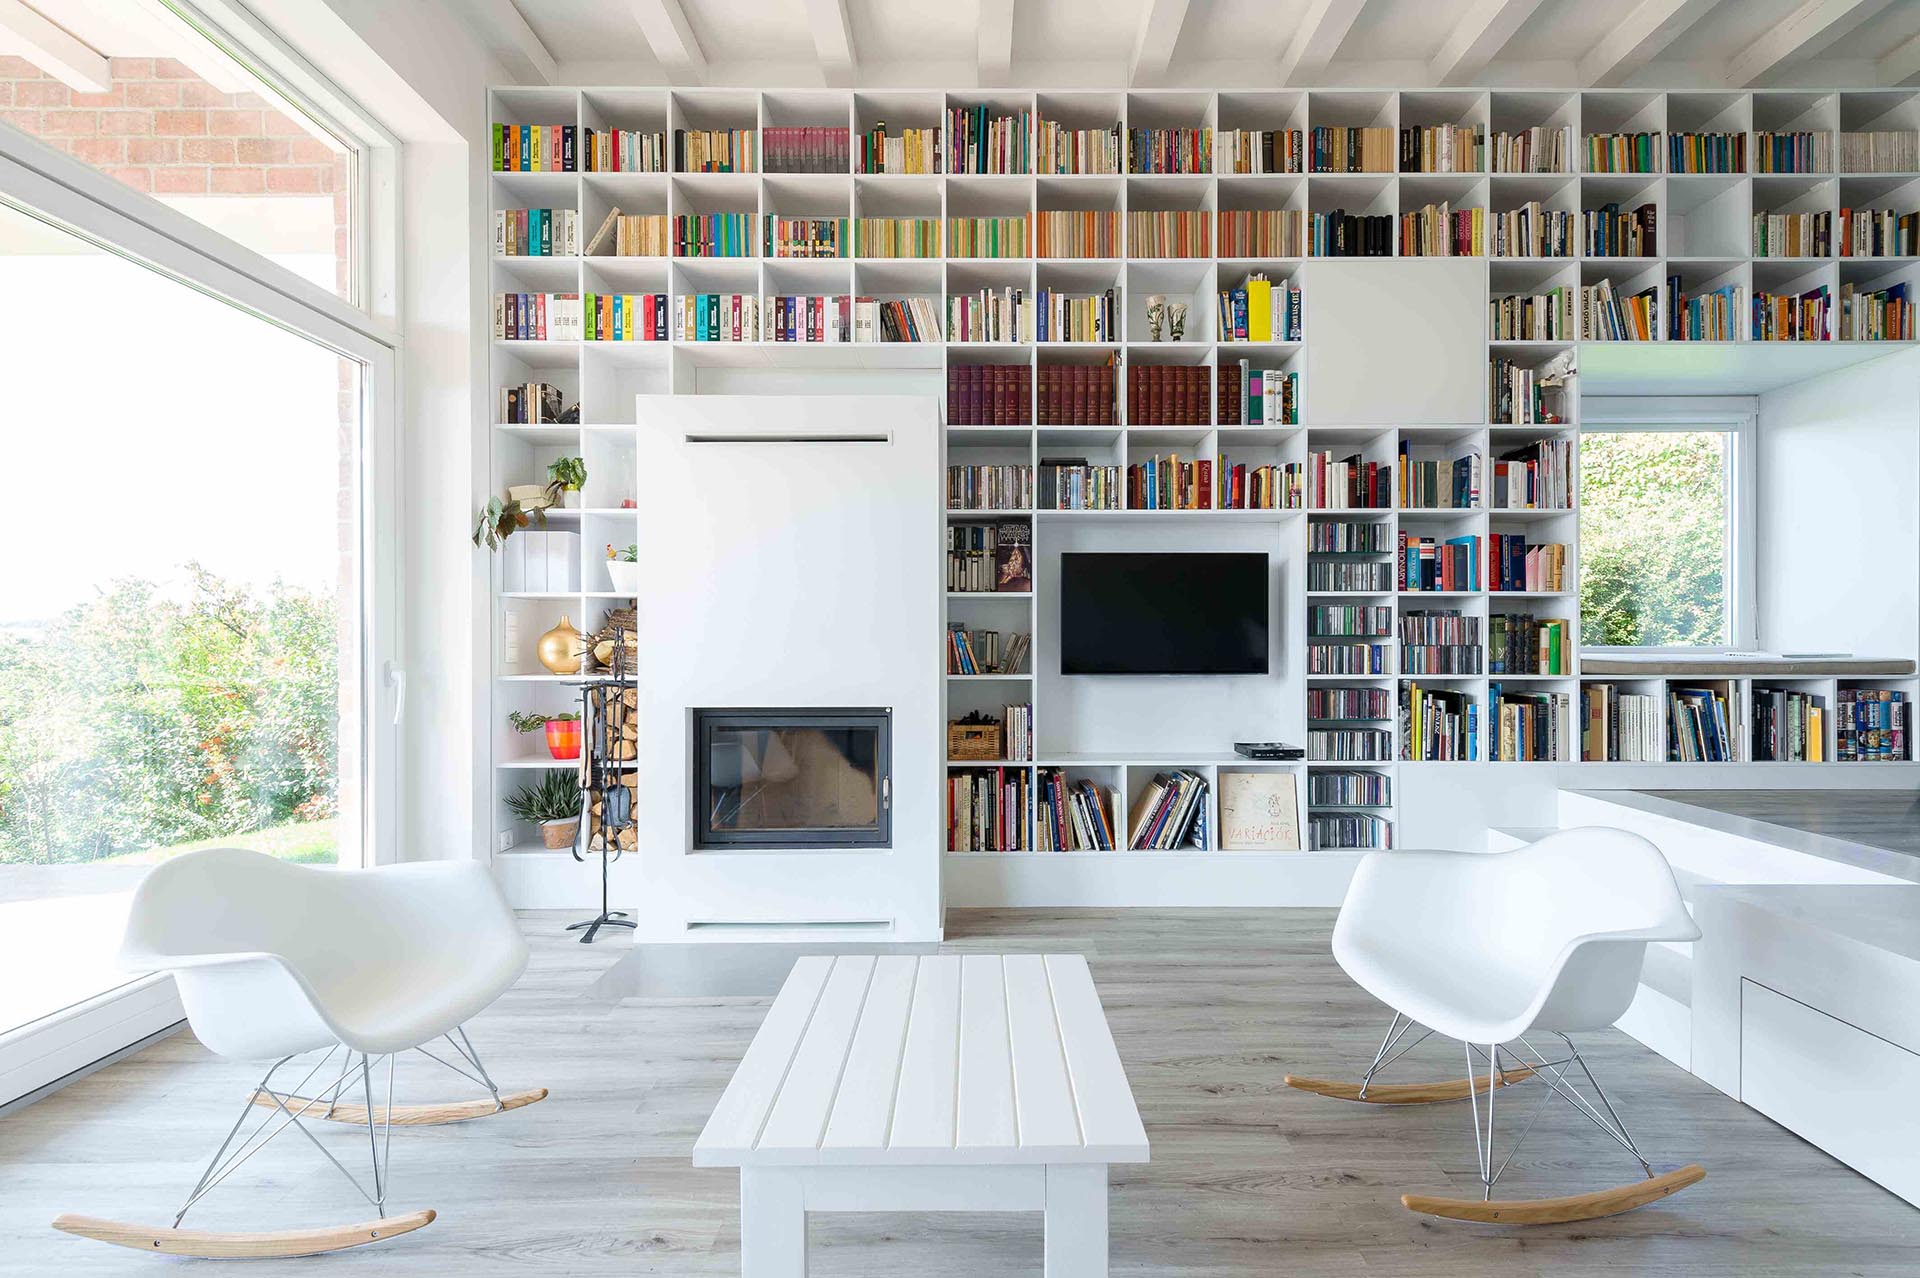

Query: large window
1579;426;1740;649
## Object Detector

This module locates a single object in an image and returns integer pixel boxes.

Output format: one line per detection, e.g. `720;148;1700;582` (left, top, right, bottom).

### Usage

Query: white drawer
1740;979;1920;1207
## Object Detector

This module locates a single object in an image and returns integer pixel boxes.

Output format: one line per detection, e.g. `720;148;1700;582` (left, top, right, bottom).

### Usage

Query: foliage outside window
1578;430;1731;648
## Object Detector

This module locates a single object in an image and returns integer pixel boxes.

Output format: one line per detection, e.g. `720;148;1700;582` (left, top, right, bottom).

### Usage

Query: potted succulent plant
605;543;641;595
505;770;582;849
510;709;582;760
548;455;588;509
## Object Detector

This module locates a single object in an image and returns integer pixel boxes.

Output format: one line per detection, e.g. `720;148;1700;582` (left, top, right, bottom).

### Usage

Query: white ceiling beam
124;0;252;94
1880;30;1920;85
0;0;110;93
1429;0;1548;85
1725;0;1897;87
628;0;706;83
803;0;856;86
978;0;1013;87
1576;0;1723;87
1276;0;1368;87
1131;0;1192;86
476;0;557;86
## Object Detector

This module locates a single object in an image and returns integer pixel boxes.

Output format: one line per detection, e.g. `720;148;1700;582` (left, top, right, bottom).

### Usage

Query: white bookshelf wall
486;85;1920;871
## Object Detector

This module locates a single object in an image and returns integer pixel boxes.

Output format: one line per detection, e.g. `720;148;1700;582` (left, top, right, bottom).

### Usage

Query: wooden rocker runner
1288;829;1707;1225
51;849;546;1259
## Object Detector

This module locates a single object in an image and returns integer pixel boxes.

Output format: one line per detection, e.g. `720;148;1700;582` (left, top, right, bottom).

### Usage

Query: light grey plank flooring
3;908;1918;1275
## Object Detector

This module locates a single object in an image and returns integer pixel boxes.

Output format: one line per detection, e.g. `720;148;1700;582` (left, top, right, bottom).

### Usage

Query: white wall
1757;348;1920;663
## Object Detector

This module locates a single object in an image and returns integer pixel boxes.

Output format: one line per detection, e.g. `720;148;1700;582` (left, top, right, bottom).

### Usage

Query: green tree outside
1578;430;1729;648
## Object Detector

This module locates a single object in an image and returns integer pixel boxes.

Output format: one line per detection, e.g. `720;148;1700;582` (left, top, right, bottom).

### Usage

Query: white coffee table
693;952;1149;1276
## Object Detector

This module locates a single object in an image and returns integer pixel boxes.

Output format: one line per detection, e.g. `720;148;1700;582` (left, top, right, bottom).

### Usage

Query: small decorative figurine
1145;294;1166;342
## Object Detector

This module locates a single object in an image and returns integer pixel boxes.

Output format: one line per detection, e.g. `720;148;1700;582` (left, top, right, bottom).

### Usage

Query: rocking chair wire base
1294;1016;1706;1226
567;911;637;943
52;1028;541;1259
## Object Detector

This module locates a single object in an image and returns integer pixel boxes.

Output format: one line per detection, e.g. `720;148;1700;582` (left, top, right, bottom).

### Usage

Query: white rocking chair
53;848;546;1259
1285;827;1706;1224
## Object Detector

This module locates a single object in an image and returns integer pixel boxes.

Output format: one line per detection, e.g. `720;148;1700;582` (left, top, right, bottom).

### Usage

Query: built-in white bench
694;953;1149;1276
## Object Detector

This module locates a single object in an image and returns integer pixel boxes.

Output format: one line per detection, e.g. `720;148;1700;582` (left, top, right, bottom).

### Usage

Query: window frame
1580;396;1758;653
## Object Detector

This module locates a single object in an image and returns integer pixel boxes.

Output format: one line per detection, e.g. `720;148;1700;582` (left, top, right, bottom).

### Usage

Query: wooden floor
6;909;1919;1275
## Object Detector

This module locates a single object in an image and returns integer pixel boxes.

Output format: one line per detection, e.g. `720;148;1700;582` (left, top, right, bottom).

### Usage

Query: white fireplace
614;394;943;941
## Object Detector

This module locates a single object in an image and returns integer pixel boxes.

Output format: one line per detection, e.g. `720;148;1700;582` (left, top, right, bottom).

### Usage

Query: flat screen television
1060;552;1269;675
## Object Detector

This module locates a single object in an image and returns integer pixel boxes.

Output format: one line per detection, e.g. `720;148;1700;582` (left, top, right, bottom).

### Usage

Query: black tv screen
1060;552;1269;675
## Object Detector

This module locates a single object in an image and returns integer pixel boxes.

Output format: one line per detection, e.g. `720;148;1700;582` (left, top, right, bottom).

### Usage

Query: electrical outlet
497;831;515;854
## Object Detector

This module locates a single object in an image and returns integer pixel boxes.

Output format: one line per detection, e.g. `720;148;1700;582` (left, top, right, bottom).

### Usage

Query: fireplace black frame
693;708;892;849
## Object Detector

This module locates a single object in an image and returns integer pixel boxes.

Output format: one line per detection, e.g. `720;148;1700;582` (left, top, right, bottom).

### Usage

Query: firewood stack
586;684;640;851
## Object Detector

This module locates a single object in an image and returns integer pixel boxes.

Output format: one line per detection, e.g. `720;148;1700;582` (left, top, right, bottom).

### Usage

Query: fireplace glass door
695;709;891;848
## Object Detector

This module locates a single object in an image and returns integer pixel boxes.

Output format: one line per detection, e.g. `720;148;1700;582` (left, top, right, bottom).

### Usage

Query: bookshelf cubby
487;85;1920;863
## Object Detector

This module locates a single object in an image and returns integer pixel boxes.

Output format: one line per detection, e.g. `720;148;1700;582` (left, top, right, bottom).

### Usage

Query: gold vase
537;614;584;675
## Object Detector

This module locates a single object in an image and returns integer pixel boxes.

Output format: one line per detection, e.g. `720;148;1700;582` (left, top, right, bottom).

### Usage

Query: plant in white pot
548;455;588;509
506;770;583;850
605;543;641;595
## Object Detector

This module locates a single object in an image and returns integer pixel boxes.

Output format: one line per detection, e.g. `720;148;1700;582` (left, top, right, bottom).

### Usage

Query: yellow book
1809;707;1824;761
1246;276;1273;342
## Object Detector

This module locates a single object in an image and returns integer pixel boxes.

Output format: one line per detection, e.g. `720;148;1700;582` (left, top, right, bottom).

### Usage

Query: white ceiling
454;0;1920;90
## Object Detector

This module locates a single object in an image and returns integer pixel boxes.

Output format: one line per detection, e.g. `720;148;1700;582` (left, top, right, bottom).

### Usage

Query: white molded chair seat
1330;827;1700;1046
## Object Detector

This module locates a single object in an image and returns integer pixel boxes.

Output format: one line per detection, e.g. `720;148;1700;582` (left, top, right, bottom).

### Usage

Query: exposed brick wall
0;54;350;296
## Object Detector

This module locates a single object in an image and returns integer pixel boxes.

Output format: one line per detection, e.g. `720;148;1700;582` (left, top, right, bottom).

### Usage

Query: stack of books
1217;275;1303;342
1402;684;1477;760
1840;207;1920;257
1491;202;1573;258
1489;357;1551;424
1035;288;1117;343
673;212;754;256
674;294;760;341
1125;771;1211;849
1755;131;1830;173
675;128;756;172
1492;687;1572;760
1399;203;1485;257
1310;451;1391;509
1839;282;1913;340
1215;458;1299;510
946;105;1032;173
945;522;1030;592
1399;534;1481;592
1581;278;1659;340
1584;131;1659;172
583;128;665;173
1398;443;1480;509
585;292;668;341
1669;686;1739;762
1490;287;1575;340
1035;210;1120;258
1217;209;1305;257
946;625;1030;675
947;216;1029;257
765;216;846;258
1583;202;1658;256
1129;126;1212;174
1668;131;1745;173
947;463;1033;511
763;126;849;173
1490;536;1567;592
1127;365;1214;425
493;291;581;340
947;364;1032;424
1837;688;1908;761
1035;770;1121;851
584;209;670;257
494;208;578;256
1752;210;1831;257
1492;125;1570;173
1581;684;1661;762
1752;687;1826;762
1401;124;1483;172
1675;282;1744;342
857;123;937;174
1489;614;1569;674
850;216;940;258
1839;130;1919;172
1038;120;1122;174
1311;126;1393;172
1128;211;1210;257
1039;361;1118;425
947;768;1031;851
1219;128;1302;174
492;123;576;171
849;296;941;343
1490;439;1573;508
1037;459;1121;511
1127;454;1210;510
948;286;1033;343
1310;211;1392;257
1754;285;1832;341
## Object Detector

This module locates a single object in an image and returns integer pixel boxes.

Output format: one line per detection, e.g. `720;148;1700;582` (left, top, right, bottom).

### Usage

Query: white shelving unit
487;85;1920;874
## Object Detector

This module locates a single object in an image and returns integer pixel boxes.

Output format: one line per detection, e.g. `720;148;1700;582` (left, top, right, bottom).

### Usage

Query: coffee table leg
1044;1164;1108;1278
741;1168;807;1276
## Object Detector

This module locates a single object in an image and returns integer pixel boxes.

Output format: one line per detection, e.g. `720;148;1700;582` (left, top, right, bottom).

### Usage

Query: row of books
1584;202;1658;257
1311;451;1391;509
1038;362;1119;426
947;767;1030;851
1491;203;1573;258
1309;729;1393;761
497;381;566;425
1002;703;1035;762
590;292;669;341
1489;356;1551;425
1130;127;1212;175
1403;684;1477;760
677;128;757;173
1839;281;1914;341
1755;130;1829;174
1489;614;1570;675
1218;209;1304;257
1037;460;1121;511
1839;207;1920;257
1490;536;1567;593
1492;687;1572;761
1670;686;1738;762
1312;211;1393;257
1035;288;1117;343
1677;283;1743;342
494;208;579;256
1233;366;1299;426
1311;520;1391;553
1038;121;1121;175
1308;769;1391;807
1668;131;1745;174
766;216;846;258
1755;285;1830;341
1311;813;1392;849
1399;534;1479;593
675;293;759;341
491;123;575;172
1753;210;1829;258
1312;125;1394;174
493;291;581;341
1308;640;1388;675
1396;124;1485;174
584;128;666;173
1753;687;1825;762
858;124;937;175
1581;684;1661;762
1398;442;1478;510
1128;211;1210;258
947;626;1030;676
1491;439;1573;509
587;209;670;256
949;216;1030;257
1400;203;1485;257
1125;770;1210;849
1491;287;1576;341
1585;131;1659;173
947;464;1032;511
1401;610;1483;674
947;364;1030;425
1220;128;1303;174
1836;688;1908;761
1308;604;1394;637
777;295;943;344
945;522;1031;593
852;216;940;258
1217;276;1304;342
1127;364;1215;425
1036;770;1120;851
1839;130;1920;173
763;126;849;174
1127;455;1210;510
1582;278;1658;340
1217;459;1299;510
948;106;1032;174
674;212;753;257
1035;210;1120;257
948;287;1033;344
1492;125;1571;174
